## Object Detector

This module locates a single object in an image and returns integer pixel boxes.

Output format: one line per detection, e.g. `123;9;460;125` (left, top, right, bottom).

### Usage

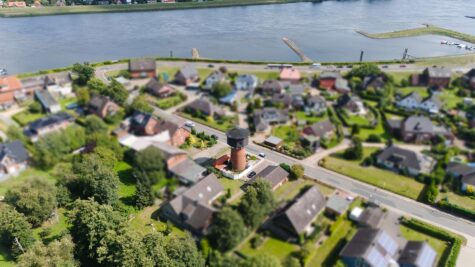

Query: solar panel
367;247;388;267
416;244;437;267
377;231;398;255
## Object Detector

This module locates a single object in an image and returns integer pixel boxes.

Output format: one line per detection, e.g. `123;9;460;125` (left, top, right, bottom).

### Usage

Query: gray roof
307;95;326;106
275;186;325;235
254;165;288;189
88;95;114;113
150;142;187;160
271;93;292;107
261;79;283;93
376;145;434;172
402;92;423;103
447;162;475;177
335;78;350;92
35;90;58;109
356;206;384;228
169;158;206;184
178;65;199;79
325;195;351;215
363;75;385;89
422;95;443;110
0;140;28;165
426;66;451;78
167;173;224;231
253;108;289;132
302;120;335;138
287;84;305;95
403;116;435;133
398;241;436;267
24;112;74;137
184;98;223;116
320;71;341;79
264;136;283;146
226;128;250;140
145;78;175;94
340;228;399;266
129;58;156;72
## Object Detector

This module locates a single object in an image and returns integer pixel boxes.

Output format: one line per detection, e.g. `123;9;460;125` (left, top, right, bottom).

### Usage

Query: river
0;0;474;74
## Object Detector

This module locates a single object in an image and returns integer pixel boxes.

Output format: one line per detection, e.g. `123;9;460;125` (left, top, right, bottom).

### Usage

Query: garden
271;125;313;159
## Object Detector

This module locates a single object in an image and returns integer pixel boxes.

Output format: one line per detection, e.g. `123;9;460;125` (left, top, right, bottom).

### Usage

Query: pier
191;48;201;59
282;37;313;62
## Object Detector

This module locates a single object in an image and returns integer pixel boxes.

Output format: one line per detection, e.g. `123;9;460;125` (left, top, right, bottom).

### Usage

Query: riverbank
357;24;475;45
0;0;313;18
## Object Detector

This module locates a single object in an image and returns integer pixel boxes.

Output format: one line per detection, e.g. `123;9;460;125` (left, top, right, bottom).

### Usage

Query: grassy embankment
0;0;311;18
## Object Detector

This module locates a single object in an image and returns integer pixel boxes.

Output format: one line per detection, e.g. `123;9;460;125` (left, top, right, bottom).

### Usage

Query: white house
397;92;422;110
419;95;443;114
204;71;226;90
235;74;258;91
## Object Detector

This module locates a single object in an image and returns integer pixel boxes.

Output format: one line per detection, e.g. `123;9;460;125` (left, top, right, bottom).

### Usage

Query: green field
321;148;425;200
239;236;299;262
0;0;310;17
155;94;186;110
357;24;475;44
12;110;46;126
294;111;328;124
0;168;54;195
179;112;237;132
274;179;335;203
397;86;430;98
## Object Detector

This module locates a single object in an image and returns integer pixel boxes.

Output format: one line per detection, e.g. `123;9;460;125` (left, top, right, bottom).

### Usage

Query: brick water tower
226;128;250;172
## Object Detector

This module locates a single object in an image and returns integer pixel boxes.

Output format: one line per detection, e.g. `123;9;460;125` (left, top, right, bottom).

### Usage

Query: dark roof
261;80;283;92
275;186;325;235
88;95;114;113
336;94;362;108
403;116;434;133
426;66;451;78
447;162;475;177
254;165;288;189
356;206;384;228
302;120;335;138
129;58;156;72
271;93;292;106
287;84;305;95
226;128;250;140
398;241;437;267
177;65;198;79
253;108;289;132
320;71;341;79
363;75;385;89
24;112;73;136
145;78;171;93
34;90;58;109
0;140;28;164
376;145;423;171
185;98;223;116
307;95;326;106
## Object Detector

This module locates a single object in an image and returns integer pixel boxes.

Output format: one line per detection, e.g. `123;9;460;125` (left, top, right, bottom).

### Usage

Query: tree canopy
347;63;382;79
0;204;35;259
208;207;247;252
72;63;95;86
238;179;276;228
16;236;77;267
212;81;232;98
134;146;166;184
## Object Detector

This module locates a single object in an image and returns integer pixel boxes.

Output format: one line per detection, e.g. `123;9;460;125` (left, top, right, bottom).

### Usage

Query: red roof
0;76;23;93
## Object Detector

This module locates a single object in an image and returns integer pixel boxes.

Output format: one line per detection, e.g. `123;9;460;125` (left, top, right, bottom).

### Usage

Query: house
363;75;386;91
0;76;23;108
252;165;288;190
160;173;224;236
270;93;292;108
7;1;27;7
462;68;475;89
273;186;326;238
34;90;61;113
411;67;451;88
235;74;258;91
253;108;289;132
319;71;341;90
352;206;385;228
24;112;74;142
419;95;443;114
21;76;45;96
145;78;176;98
88;95;120;119
44;73;73;96
174;65;200;86
114;76;132;90
376;145;436;176
325;194;351;217
219;90;238;105
0;140;29;177
340;228;400;267
397;92;423;110
128;58;156;79
334;78;351;94
183;98;224;118
261;80;284;95
446;162;475;193
336;94;367;115
398;241;437;267
305;95;327;114
204;71;227;90
392;115;453;144
301;120;335;151
263;136;283;149
280;68;301;82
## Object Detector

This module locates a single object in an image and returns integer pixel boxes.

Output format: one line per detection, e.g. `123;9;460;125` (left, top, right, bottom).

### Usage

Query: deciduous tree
16;236;77;267
209;207;247;252
0;204;35;259
73;63;95;86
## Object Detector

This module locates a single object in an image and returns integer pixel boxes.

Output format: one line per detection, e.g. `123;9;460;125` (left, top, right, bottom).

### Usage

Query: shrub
250;235;264;249
366;134;382;143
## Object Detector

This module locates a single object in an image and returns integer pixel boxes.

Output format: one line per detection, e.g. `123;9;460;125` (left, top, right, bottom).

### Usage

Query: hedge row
436;200;475;221
400;217;463;267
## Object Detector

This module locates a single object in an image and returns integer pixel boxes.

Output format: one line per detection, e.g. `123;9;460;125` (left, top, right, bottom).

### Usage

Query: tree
142;232;174;267
283;256;301;267
86;77;107;94
92;146;118;169
422;181;439;204
72;153;120;205
238;179;275;228
83;115;108;134
208;207;247;252
242;254;282;267
134;170;154;209
351;124;360;136
7;125;28;145
347;63;382;79
128;94;153;114
76;87;90;106
105;79;129;105
134;146;166;184
289;164;304;180
343;137;363;160
72;63;95;85
0;204;35;259
165;233;206;267
212;81;232;98
5;178;57;227
29;102;42;113
68;199;126;265
16;236;77;267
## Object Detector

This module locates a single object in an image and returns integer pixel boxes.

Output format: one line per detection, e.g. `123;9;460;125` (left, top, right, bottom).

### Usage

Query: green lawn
400;225;449;267
12;110;46;126
32;208;69;241
59;97;77;110
239;236;299;262
218;177;244;198
237;70;279;81
128;205;185;237
179;112;237;132
397;86;430;98
388;72;412;85
295;111;328;124
0;243;14;267
155;94;186;110
322;148;425;200
438;89;464;109
114;161;136;202
274;179;334;202
0;168;54;195
439;191;475;210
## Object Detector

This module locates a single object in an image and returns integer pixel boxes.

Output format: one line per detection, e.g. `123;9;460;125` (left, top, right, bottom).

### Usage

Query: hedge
400;217;463;267
436;200;475;221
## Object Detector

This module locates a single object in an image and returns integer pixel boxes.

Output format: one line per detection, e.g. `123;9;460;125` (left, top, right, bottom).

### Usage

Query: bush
366;134;382;143
29;102;42;113
250;235;264;249
436;200;475;221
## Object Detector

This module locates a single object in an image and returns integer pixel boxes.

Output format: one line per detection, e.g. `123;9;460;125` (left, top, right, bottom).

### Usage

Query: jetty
282;37;313;62
191;48;201;59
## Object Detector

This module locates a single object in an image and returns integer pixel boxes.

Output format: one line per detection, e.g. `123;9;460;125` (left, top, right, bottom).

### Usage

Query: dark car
208;64;214;68
247;171;257;178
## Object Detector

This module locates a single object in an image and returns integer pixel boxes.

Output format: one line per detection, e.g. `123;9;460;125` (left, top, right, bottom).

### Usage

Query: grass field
155;94;186;110
179;112;237;132
400;225;449;267
0;168;54;195
294;111;328;124
439;191;475;210
12;110;46;126
322;148;425;200
218;177;244;198
397;86;430;98
128;205;185;236
274;179;335;203
438;89;464;109
239;236;299;262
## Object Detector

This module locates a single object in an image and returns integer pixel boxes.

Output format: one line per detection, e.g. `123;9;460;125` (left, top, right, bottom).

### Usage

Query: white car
184;121;195;128
310;63;322;69
258;152;266;158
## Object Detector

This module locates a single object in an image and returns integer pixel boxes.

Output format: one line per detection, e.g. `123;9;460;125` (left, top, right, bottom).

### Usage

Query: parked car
258;152;266;158
400;64;406;68
185;121;195;128
247;171;257;178
208;64;214;68
381;65;389;69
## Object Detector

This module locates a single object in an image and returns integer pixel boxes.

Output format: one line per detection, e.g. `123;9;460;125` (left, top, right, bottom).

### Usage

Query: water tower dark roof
226;128;250;140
